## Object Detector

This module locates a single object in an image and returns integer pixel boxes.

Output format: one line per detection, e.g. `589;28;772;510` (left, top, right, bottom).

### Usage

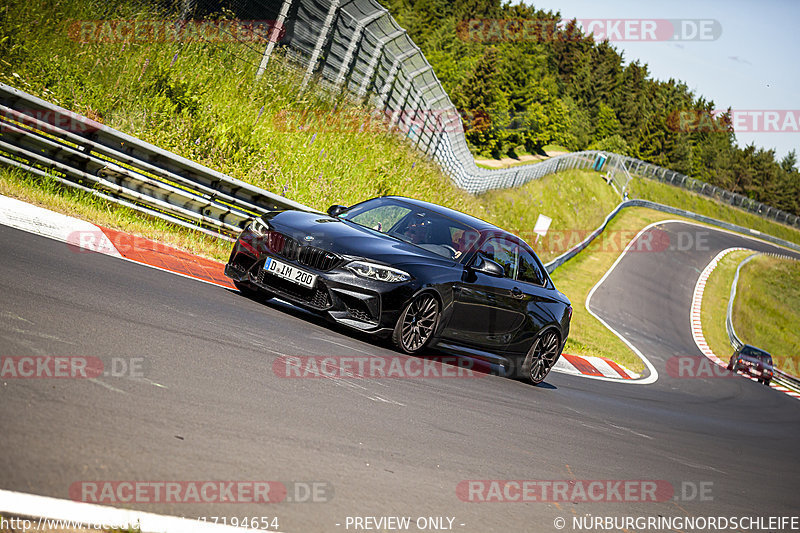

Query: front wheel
522;329;562;384
392;293;440;354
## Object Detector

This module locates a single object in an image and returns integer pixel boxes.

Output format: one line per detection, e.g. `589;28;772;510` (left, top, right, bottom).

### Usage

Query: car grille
257;269;332;310
267;231;342;271
347;308;374;323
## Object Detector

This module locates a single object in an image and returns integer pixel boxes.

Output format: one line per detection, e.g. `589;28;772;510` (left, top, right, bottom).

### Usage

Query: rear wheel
392;293;440;354
522;329;561;385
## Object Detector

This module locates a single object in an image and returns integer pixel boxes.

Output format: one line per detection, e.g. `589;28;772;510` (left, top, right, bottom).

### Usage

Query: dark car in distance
225;196;572;384
728;344;773;385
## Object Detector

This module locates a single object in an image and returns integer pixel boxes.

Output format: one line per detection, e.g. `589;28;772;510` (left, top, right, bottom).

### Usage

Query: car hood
261;210;456;267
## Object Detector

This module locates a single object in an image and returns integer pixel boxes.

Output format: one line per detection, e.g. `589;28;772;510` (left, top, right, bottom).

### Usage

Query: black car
225;196;572;384
728;344;773;385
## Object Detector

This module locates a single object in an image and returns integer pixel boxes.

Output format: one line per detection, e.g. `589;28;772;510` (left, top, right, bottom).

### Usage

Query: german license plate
264;257;317;289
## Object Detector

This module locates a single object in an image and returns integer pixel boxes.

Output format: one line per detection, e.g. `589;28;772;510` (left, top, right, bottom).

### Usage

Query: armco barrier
543;199;800;273
723;252;800;391
0;83;313;239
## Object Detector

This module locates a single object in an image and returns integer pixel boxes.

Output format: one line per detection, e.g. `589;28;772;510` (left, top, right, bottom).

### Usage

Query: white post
300;0;341;92
334;11;386;89
256;0;293;80
357;28;405;99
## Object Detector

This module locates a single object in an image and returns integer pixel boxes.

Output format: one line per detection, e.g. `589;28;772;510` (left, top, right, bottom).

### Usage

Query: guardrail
723;251;800;391
543;199;800;274
0;83;313;240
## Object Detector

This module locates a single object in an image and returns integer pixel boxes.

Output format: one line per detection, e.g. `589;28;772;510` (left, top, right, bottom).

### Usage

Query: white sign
533;214;552;238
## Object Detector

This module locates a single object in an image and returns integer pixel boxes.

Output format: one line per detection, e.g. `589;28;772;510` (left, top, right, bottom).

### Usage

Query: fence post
256;0;293;79
333;10;386;89
357;28;405;98
300;0;341;93
376;49;417;110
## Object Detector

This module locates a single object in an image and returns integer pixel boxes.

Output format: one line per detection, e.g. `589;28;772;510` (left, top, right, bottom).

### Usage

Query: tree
781;150;798;172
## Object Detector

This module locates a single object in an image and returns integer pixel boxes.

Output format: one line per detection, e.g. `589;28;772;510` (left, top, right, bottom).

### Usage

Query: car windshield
741;346;772;363
340;197;481;260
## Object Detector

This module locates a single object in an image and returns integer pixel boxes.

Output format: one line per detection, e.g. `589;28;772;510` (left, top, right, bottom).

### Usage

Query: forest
377;0;800;216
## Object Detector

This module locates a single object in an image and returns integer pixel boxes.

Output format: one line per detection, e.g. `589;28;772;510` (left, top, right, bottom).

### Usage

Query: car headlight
347;261;410;283
250;217;270;236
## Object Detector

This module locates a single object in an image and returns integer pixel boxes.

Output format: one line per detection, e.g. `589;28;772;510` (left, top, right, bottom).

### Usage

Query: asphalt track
1;220;799;532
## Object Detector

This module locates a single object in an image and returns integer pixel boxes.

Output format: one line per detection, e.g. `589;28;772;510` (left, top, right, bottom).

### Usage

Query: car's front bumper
225;236;415;334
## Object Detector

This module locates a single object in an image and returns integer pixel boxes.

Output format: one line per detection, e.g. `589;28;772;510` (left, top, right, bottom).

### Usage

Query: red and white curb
0;195;234;289
554;353;639;380
690;247;800;401
0;489;274;532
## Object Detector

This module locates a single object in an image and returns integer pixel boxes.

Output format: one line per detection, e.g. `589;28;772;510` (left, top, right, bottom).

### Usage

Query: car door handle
510;287;524;299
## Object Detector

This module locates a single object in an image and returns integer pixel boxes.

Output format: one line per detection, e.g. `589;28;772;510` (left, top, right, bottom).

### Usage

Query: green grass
628;176;800;248
700;250;754;364
541;144;569;153
0;0;482;217
734;255;800;374
478;169;623;263
701;252;800;376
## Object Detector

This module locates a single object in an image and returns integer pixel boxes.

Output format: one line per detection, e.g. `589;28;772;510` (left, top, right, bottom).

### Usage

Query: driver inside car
403;220;430;244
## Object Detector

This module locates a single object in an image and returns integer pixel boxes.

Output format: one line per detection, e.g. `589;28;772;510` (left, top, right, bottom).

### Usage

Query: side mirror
327;205;348;217
472;254;504;277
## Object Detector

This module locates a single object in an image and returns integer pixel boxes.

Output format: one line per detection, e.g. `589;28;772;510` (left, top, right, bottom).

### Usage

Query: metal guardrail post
725;253;759;351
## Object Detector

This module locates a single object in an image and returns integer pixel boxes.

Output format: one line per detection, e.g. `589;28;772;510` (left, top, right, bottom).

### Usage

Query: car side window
517;248;545;286
479;237;518;278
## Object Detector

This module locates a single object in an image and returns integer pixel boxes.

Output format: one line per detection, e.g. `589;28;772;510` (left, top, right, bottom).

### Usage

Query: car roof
384;196;503;233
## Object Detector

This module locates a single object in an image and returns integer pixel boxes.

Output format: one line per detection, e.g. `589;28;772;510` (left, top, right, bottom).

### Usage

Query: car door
442;235;528;359
502;245;561;356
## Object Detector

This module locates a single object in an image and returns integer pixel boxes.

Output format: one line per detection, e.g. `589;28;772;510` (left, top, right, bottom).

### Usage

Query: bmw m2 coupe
225;196;571;384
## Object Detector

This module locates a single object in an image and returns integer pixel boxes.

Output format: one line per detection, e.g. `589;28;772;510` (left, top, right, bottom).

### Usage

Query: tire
764;379;771;386
522;329;562;385
392;292;440;354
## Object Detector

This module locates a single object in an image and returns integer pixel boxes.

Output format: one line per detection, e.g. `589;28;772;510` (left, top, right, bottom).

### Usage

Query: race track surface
1;221;798;532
